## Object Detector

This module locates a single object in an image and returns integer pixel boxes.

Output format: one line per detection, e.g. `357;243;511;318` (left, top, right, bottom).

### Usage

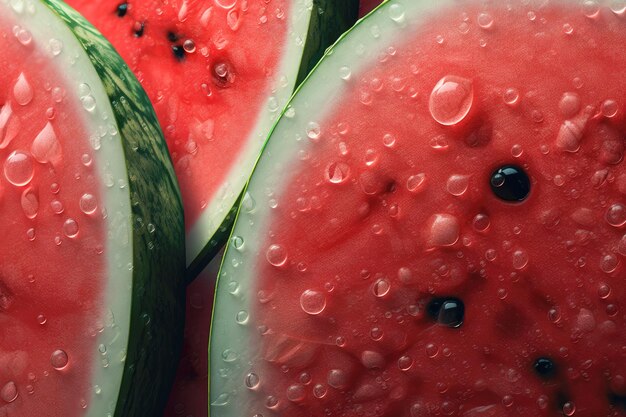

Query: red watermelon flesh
0;15;105;417
64;0;290;259
164;253;219;417
250;3;626;417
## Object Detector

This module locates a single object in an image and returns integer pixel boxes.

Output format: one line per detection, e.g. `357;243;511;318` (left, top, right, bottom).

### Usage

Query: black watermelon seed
490;165;530;202
116;2;128;17
134;22;145;37
167;31;179;42
533;357;556;378
172;45;185;61
427;297;465;328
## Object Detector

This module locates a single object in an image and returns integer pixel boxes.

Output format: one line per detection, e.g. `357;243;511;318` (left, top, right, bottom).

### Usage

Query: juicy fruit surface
164;257;217;417
249;3;626;417
66;0;290;230
0;13;105;417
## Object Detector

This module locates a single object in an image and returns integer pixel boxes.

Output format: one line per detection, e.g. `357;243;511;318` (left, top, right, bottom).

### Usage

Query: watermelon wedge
210;1;626;416
64;0;359;273
0;1;185;416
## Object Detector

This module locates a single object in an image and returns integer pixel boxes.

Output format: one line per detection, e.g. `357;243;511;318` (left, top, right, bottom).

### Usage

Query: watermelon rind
3;1;186;416
185;0;359;276
208;0;408;414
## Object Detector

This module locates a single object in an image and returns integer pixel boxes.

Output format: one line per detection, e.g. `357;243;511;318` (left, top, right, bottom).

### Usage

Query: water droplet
313;384;327;398
245;372;260;389
326;162;350;184
382;133;396;147
602;99;619;118
388;4;405;24
427;214;460;247
477;12;494;29
372;278;391;297
563;401;576;416
31;122;61;165
446;174;469;196
1;381;18;403
559;92;581;118
63;218;79;238
398;355;414;371
600;254;619;273
610;0;626;15
370;327;383;341
4;151;34;186
79;193;98;215
266;244;287;267
51;349;69;370
306;122;321;140
563;23;574;35
338;66;351;81
13;72;33;105
426;343;439;358
582;0;600;18
473;213;490;231
511;144;523;158
327;369;349;389
300;290;326;315
286;384;305;402
512;249;529;270
606;203;626;227
598;283;611;299
429;75;474;126
502;88;520;106
407;173;426;193
21;187;38;219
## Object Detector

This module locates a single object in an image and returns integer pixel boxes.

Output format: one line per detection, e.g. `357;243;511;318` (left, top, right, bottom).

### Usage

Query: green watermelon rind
41;1;186;416
186;0;360;278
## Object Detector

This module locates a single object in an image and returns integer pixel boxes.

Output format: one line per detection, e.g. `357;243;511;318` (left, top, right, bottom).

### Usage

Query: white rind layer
1;0;134;415
186;0;318;267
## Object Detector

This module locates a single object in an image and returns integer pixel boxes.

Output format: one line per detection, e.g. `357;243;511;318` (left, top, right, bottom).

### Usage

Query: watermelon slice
0;1;185;416
64;0;359;273
210;1;626;416
164;251;220;417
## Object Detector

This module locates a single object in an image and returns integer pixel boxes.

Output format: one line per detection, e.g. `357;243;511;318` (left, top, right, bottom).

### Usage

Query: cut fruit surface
210;1;626;416
0;1;185;416
65;0;359;271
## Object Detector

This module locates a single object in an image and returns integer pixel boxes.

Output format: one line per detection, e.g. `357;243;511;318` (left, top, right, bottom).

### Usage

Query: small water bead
1;381;18;403
429;75;474;126
446;174;469;196
427;214;460;247
338;66;351;81
286;384;306;402
78;193;98;215
51;349;69;370
372;278;391;297
562;401;576;416
266;244;287;267
477;12;494;29
50;199;64;214
313;383;327;398
512;249;529;270
364;149;378;166
388;3;406;23
325;161;350;184
606;203;626;227
4;151;34;186
361;350;385;369
502;395;514;407
582;0;600;18
245;372;260;389
21;187;38;219
306;121;321;140
14;72;33;105
502;88;520;106
370;327;383;341
559;92;581;118
602;99;619;118
327;369;349;389
619;235;626;256
426;343;439;358
37;314;47;325
48;38;63;56
382;133;396;147
473;213;490;232
548;307;561;323
63;218;79;238
300;290;326;315
563;23;574;35
26;228;35;241
537;395;549;410
398;355;414;371
600;254;619;274
407;173;426;193
598;283;612;299
611;0;626;15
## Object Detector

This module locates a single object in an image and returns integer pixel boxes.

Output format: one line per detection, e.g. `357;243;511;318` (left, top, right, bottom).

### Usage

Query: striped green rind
42;1;186;416
296;0;360;85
